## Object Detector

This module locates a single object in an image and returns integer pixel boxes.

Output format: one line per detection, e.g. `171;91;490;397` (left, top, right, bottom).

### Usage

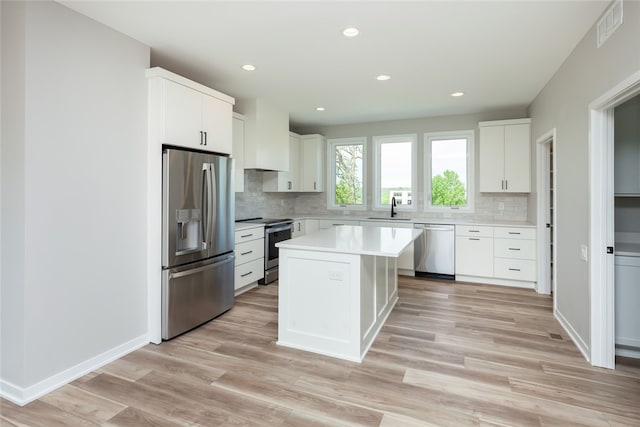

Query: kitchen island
276;225;422;362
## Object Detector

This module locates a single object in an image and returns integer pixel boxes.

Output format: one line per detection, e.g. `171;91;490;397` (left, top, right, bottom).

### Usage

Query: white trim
326;137;368;211
373;134;418;211
555;308;590;362
455;275;535;289
0;334;148;406
615;347;640;359
535;129;557;296
423;130;475;213
588;69;640;369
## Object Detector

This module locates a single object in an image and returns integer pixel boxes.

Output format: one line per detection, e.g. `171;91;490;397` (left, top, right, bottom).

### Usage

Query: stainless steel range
236;218;293;284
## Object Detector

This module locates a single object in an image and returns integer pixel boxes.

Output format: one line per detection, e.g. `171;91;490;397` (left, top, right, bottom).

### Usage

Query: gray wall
528;1;640;349
293;109;530;221
1;0;150;394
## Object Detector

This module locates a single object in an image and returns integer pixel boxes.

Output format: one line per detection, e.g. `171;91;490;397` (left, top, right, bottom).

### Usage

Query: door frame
589;70;640;369
535;129;557;297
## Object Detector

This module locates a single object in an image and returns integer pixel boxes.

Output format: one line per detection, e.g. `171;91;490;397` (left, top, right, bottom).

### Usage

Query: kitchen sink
367;217;412;221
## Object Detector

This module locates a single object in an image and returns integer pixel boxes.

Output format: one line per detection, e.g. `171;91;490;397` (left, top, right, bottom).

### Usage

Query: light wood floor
2;277;640;426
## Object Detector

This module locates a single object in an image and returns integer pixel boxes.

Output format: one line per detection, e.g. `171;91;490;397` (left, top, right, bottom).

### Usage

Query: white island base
276;225;421;362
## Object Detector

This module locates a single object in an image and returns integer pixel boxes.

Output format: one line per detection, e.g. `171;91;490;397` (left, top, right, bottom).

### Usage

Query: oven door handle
266;224;293;234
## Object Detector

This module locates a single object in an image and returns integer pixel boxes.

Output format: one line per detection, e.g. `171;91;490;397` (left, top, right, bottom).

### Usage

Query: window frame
326;137;368;211
423;130;475;213
373;133;418;212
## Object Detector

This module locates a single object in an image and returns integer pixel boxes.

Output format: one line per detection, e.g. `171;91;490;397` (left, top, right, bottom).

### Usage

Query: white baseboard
0;333;148;406
615;346;640;359
555;308;590;362
456;275;535;289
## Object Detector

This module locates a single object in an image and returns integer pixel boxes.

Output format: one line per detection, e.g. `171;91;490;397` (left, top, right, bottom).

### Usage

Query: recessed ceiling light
451;91;465;97
376;75;391;81
241;64;256;71
342;27;359;37
316;107;325;111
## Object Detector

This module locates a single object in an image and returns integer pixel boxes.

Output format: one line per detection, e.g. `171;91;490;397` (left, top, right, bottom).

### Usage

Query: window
373;134;417;211
424;130;475;212
327;137;366;210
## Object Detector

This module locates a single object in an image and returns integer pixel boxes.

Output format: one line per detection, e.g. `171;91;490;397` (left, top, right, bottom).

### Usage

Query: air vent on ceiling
597;0;623;48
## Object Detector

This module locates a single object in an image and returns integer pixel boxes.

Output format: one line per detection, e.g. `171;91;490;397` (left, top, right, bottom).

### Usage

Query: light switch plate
580;244;588;261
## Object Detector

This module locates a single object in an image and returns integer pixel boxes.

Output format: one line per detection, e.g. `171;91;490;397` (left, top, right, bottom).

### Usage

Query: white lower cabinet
455;226;494;277
455;225;537;288
234;225;264;293
493;226;536;282
615;255;640;350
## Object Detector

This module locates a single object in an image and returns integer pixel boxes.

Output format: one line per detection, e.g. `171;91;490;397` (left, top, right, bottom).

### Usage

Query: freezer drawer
162;254;234;340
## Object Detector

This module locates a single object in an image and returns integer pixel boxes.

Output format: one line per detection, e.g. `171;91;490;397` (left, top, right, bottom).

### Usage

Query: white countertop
616;243;640;257
235;223;265;232
293;215;535;228
277;225;423;257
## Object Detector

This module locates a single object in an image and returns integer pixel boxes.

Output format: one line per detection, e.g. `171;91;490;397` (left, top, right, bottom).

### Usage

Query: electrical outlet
580;244;588;261
328;270;344;281
498;202;505;210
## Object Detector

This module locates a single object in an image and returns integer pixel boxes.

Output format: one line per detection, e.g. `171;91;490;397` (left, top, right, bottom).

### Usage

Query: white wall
528;2;640;350
295;109;529;221
1;0;150;404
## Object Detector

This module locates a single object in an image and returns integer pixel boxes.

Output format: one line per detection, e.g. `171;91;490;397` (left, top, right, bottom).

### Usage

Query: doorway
589;70;640;369
536;129;557;299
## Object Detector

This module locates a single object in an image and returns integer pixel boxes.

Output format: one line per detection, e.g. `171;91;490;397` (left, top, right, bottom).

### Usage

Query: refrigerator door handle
170;255;234;279
201;163;211;250
209;162;217;248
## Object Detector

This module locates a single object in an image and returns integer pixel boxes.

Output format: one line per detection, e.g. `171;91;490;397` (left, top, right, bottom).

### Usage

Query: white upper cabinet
479;119;531;193
232;113;245;193
236;99;289;171
263;133;300;192
147;67;234;155
301;134;326;192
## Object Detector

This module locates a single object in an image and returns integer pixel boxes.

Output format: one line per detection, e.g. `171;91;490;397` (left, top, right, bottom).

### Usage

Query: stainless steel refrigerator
162;147;235;340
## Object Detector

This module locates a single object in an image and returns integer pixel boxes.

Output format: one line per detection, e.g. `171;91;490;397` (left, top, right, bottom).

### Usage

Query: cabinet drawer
235;258;264;289
234;227;264;244
494;238;536;260
235;238;264;266
494;227;535;240
456;225;493;237
494;258;536;281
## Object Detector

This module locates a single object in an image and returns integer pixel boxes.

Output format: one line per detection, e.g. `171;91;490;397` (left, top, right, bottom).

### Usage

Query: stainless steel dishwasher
414;223;455;280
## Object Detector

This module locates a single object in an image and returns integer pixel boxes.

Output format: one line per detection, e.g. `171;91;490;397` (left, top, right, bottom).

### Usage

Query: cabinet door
301;135;325;192
163;80;202;149
289;134;301;191
479;125;506;192
233;116;245;193
202;95;233;155
504;124;530;192
455;236;493;277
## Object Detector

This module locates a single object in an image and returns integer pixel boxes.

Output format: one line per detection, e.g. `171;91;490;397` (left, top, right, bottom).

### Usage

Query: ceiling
59;1;609;128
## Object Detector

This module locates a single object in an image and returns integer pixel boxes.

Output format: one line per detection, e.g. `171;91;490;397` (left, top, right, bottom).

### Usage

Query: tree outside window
328;138;366;209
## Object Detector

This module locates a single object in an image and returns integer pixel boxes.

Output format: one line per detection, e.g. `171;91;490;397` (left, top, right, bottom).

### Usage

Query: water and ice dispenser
175;208;202;254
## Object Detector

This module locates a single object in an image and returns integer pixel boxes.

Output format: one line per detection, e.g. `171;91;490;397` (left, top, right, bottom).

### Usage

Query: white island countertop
277;225;422;257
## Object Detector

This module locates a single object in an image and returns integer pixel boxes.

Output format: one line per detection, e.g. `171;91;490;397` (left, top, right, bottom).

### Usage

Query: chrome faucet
391;196;397;217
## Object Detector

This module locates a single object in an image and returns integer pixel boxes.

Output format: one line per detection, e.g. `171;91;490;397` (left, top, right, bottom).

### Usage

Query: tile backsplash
235;171;529;222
